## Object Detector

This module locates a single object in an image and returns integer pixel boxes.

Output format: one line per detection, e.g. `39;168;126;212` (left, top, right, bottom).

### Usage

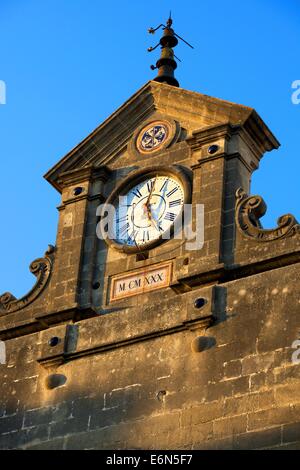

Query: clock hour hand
150;215;159;231
130;203;140;249
149;212;163;235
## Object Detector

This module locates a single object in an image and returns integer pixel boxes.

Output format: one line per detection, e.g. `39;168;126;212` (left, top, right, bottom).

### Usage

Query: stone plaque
110;262;172;302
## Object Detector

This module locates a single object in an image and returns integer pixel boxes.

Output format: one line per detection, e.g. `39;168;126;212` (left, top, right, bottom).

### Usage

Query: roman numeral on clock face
159;179;169;192
119;222;130;236
142;230;150;242
166;187;179;198
132;188;142;198
147;180;155;193
168;199;181;208
128;229;138;243
116;215;128;223
164;212;176;221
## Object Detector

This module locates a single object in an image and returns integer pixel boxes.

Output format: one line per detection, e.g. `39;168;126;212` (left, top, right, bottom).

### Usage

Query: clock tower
0;18;300;450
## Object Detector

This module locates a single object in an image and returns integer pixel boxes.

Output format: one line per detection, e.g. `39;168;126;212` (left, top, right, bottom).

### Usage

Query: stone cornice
187;123;234;150
36;285;217;368
244;109;280;152
187;119;279;160
173;252;300;289
56;165;111;191
191;152;254;173
44;83;156;191
37;313;214;368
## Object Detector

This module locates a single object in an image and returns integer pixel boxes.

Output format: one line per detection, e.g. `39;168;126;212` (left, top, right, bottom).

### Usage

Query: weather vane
147;12;194;87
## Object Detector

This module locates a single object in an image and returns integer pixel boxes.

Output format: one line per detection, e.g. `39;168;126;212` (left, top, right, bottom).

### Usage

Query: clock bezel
101;165;192;254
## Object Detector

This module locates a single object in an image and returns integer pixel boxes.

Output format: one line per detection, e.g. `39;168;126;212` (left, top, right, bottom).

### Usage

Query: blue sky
0;0;299;297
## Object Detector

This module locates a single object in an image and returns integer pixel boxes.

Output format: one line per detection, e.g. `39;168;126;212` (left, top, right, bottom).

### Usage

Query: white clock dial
114;175;185;248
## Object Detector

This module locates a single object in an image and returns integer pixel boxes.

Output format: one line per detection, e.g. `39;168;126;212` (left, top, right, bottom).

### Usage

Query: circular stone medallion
136;122;169;153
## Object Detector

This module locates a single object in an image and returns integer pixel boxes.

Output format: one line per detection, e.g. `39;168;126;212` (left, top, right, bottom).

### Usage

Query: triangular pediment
45;81;279;192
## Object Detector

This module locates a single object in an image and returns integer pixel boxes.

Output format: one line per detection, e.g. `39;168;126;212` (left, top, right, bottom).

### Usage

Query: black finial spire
148;15;194;88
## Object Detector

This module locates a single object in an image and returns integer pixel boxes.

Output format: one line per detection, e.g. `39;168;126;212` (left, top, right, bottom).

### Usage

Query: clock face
137;123;169;153
113;175;185;249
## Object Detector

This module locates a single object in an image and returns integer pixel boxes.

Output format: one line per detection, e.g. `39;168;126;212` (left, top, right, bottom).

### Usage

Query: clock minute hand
131;203;141;251
146;175;158;211
150;213;160;232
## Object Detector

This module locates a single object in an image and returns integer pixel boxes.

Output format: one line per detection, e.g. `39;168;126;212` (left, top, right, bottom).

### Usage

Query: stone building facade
0;81;299;450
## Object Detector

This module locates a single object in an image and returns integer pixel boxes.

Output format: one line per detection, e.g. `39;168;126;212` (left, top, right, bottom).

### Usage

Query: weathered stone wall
0;262;299;450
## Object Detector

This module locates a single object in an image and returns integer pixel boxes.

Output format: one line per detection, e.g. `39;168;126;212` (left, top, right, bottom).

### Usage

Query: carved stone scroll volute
235;188;300;242
0;245;55;315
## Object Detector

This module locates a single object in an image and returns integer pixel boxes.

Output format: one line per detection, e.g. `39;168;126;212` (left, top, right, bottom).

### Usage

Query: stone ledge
37;285;218;368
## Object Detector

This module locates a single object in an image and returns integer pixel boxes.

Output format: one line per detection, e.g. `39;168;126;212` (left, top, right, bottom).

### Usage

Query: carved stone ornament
0;245;55;315
235;188;300;242
127;117;181;159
